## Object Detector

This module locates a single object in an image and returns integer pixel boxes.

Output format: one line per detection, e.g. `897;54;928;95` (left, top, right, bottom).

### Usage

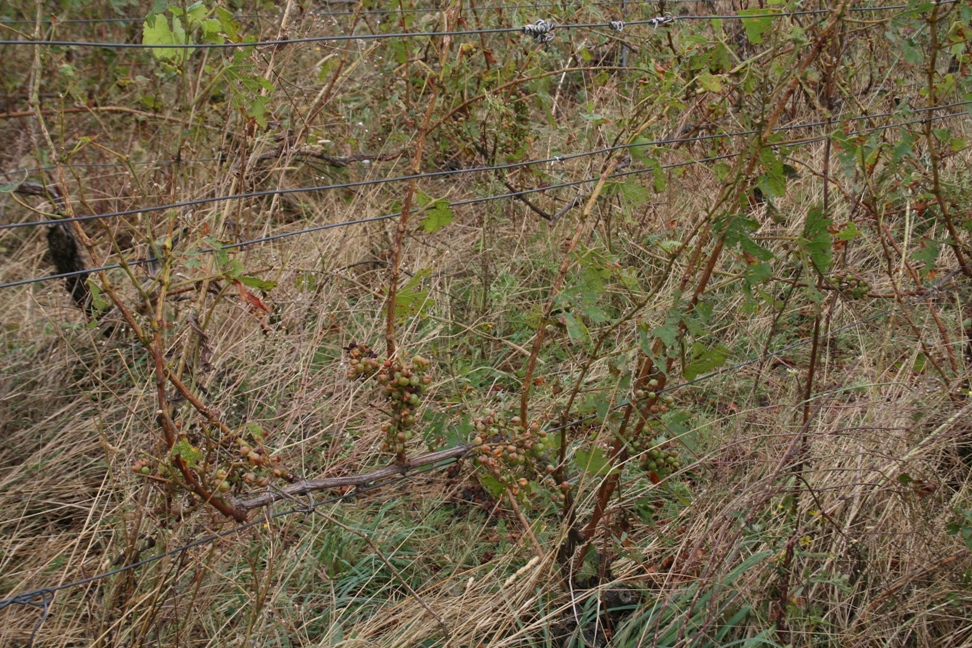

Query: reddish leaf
233;279;270;314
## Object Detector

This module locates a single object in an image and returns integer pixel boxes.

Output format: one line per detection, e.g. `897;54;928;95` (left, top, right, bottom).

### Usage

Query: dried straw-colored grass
3;2;972;646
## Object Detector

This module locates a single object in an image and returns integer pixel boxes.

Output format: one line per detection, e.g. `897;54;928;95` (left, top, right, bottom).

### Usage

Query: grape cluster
346;342;382;380
196;428;287;494
133;425;287;497
633;378;676;414
834;273;869;299
637;441;682;479
368;354;433;455
345;343;435;455
233;435;284;488
202;435;286;494
471;412;561;501
131;457;153;475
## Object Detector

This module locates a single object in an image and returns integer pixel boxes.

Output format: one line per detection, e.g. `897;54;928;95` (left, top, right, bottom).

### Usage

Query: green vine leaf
619;180;651;205
738;8;777;44
237;276;278;291
216;6;240;41
419;193;454;233
683;344;729;381
479;473;506;499
143;13;191;63
698;70;724;92
912;239;942;278
395;268;434;318
223;258;244;278
757;147;787;198
574;447;616;476
171;439;203;466
246;95;271;128
801;206;833;274
836;221;861;241
85;279;112;314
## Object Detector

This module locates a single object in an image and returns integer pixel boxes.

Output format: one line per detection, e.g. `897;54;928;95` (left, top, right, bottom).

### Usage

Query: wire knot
609;20;625;32
522;19;556;44
647;15;675;30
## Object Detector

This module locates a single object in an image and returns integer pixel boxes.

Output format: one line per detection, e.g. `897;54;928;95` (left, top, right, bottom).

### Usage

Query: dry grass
2;0;972;646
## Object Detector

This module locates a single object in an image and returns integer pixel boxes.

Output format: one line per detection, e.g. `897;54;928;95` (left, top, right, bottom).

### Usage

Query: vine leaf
738;8;777;44
562;311;590;345
757;147;787;198
237;275;278;291
619;181;651;205
836;221;861;241
85;279;112;314
479;473;505;499
143;13;191;63
394;268;434;318
574;447;616;476
800;206;833;274
233;279;271;313
683;344;729;381
698;70;724;92
418;190;454;233
912;239;942;278
171;439;203;467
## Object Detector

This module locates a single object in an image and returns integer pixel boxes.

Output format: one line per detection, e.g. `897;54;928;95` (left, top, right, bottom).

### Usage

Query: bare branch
235;444;472;510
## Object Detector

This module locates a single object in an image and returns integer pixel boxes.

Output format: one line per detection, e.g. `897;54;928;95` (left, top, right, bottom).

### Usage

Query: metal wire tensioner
522;19;556;44
646;15;675;29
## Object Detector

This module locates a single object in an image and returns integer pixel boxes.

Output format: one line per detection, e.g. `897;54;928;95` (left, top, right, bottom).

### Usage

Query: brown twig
922;3;970;277
0;105;185;123
507;491;546;559
474;144;552;221
235;444;472;510
385;86;439;362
